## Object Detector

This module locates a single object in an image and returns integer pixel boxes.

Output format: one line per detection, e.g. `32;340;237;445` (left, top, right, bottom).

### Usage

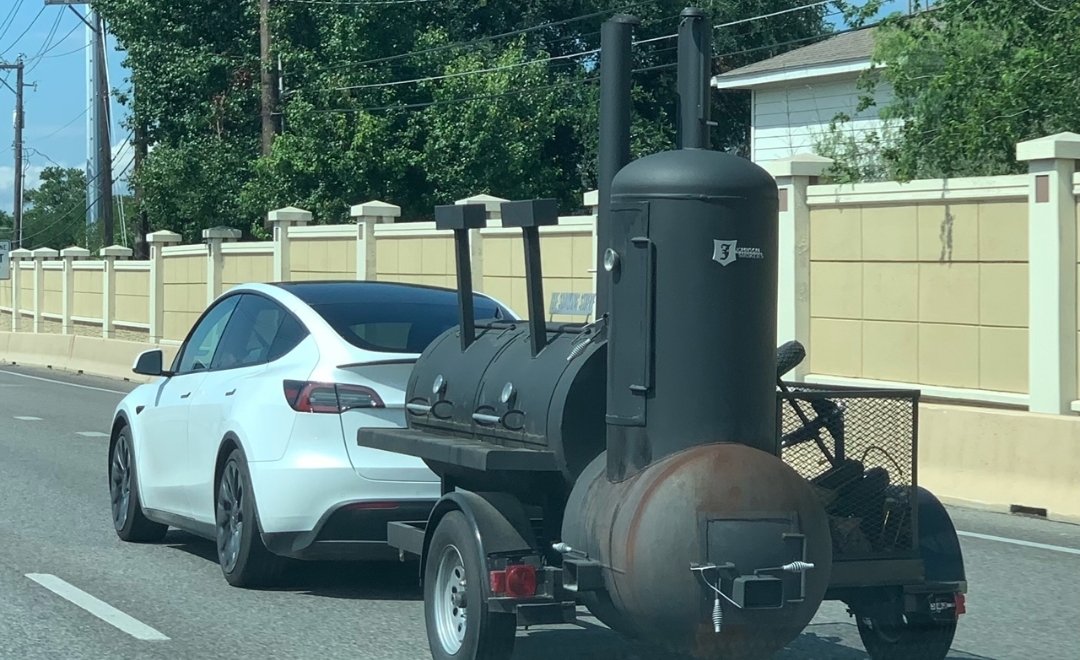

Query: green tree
97;0;850;230
21;167;90;251
844;0;1080;181
0;209;12;241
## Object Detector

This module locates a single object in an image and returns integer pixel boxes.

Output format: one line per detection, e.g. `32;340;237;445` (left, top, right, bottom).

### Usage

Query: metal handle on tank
472;412;502;426
406;402;432;415
629;235;656;394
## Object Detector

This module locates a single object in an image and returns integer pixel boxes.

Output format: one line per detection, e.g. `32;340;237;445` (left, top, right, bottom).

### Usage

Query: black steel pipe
676;7;712;150
501;198;561;357
595;14;638;319
434;203;488;351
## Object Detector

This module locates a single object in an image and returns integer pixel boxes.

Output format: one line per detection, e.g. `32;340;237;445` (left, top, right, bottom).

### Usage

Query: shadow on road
163;530;422;602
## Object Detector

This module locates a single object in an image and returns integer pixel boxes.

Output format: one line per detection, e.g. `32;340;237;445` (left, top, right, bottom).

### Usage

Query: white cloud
0;165;47;214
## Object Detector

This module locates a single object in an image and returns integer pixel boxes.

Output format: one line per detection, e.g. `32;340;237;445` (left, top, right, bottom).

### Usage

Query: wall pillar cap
1016;132;1080;162
9;248;32;260
146;230;182;245
31;247;59;260
100;245;134;259
455;194;509;215
266;206;313;229
60;246;91;259
202;226;242;242
583;189;599;209
761;153;834;178
350;200;401;221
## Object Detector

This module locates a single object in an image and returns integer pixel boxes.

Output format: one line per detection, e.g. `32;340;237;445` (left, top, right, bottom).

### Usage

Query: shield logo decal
713;239;737;266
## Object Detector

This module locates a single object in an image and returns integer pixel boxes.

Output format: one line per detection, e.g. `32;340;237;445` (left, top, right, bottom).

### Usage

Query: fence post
9;248;30;331
456;194;508;292
350;200;400;281
267;206;311;281
60;246;90;335
31;248;58;333
147;230;182;344
1017;132;1080;414
203;227;242;305
100;245;133;339
763;154;833;380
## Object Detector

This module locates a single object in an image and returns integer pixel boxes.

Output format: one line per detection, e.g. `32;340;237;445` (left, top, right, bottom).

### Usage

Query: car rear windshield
309;298;507;354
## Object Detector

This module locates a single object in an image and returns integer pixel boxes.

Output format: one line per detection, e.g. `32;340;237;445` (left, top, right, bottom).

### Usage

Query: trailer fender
916;487;967;588
420;491;540;587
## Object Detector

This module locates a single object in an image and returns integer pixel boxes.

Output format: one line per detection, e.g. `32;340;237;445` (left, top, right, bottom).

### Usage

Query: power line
0;0;26;45
0;4;46;58
28;20;83;72
325;1;657;72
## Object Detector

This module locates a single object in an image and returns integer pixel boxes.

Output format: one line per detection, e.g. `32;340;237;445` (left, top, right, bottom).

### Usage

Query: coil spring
712;594;723;633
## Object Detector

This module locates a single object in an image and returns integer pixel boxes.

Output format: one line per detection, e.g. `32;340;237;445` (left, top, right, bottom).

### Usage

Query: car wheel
109;425;168;543
215;448;286;588
424;511;517;660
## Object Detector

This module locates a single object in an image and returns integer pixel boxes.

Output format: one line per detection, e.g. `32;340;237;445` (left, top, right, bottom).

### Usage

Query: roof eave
711;57;874;91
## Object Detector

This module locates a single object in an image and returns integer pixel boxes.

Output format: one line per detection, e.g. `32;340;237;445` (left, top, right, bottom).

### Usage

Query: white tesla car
107;280;514;588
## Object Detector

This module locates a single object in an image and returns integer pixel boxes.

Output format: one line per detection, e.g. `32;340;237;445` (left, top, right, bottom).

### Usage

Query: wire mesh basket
777;382;920;560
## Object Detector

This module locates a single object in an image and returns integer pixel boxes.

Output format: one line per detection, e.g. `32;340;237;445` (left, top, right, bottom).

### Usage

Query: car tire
424;511;517;660
215;448;286;588
109;425;169;543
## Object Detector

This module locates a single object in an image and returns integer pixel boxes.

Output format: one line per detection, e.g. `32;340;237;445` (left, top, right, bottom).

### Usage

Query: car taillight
489;564;537;598
283;380;385;413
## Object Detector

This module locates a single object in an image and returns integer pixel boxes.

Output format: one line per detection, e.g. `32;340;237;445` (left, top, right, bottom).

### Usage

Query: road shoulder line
957;530;1080;556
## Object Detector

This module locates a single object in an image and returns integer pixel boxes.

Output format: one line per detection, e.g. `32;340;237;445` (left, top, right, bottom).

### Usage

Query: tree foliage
843;0;1080;181
20;167;89;251
96;0;848;233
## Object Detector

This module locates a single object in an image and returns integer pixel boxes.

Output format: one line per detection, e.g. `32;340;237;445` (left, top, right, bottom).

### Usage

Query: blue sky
0;0;911;215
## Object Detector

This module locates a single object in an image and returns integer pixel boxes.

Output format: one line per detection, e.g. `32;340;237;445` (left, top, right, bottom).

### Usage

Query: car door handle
180;392;191;399
225;389;236;396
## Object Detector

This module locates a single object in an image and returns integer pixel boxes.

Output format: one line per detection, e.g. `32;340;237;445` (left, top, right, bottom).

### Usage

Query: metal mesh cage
777;383;919;560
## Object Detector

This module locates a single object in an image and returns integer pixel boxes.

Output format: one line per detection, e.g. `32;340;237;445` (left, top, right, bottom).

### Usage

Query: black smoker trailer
357;8;966;660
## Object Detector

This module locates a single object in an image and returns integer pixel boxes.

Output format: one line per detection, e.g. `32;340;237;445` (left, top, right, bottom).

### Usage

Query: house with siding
711;27;892;165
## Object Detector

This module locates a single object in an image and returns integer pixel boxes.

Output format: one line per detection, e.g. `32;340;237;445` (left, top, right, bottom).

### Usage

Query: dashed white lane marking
0;369;128;395
13;416;43;421
76;431;109;438
26;574;169;641
957;530;1080;556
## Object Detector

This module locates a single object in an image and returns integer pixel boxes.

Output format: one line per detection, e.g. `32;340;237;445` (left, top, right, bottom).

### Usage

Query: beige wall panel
116;294;149;325
978;201;1028;262
862;321;918;382
398;238;423;275
540;237;575;279
115;270;148;297
376;238;400;275
420;238;449;276
291;240;310;273
918;263;979;325
809;206;862;261
74;289;103;319
917;203;978;262
979;326;1027;393
979;263;1027;328
484;238;514;278
75;269;103;295
918;323;979;389
571;235;594;280
0;282;10;307
482;277;515;311
810;262;862;319
862;263;917;322
345;242;357;274
20;273;32;298
164;311;199;341
810;318;862;376
861;205;917;261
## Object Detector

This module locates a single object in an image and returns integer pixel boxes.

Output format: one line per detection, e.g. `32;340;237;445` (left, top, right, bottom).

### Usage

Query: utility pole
259;0;278;155
1;59;26;249
93;11;114;246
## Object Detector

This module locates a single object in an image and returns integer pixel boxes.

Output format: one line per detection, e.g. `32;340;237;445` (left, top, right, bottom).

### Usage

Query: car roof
269;280;503;307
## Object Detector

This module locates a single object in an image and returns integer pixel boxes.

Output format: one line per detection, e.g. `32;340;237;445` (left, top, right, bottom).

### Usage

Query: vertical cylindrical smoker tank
604;148;779;480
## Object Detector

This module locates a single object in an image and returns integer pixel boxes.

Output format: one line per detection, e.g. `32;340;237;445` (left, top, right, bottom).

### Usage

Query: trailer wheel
424;511;516;660
855;607;957;660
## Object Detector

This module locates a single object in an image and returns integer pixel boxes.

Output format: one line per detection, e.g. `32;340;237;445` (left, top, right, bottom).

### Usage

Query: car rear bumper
262;498;436;561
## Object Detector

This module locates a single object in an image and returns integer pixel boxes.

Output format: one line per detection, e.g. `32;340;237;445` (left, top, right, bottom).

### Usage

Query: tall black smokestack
676;7;712;150
595;14;638;318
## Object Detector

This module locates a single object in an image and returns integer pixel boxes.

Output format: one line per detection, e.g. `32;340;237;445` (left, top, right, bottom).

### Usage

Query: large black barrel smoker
359;8;966;660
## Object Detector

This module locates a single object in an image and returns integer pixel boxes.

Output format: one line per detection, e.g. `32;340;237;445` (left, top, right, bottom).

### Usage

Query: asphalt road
1;363;1077;660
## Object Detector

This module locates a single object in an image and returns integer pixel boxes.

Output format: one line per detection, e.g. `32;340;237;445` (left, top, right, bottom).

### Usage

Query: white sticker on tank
713;240;763;266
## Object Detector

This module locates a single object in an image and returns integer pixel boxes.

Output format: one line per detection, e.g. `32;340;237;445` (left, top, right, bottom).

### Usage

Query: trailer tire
855;608;957;660
424;511;516;660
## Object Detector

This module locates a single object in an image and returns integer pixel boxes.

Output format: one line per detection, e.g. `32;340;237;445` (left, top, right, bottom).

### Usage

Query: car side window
211;295;299;370
267;313;308;362
174;296;242;375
